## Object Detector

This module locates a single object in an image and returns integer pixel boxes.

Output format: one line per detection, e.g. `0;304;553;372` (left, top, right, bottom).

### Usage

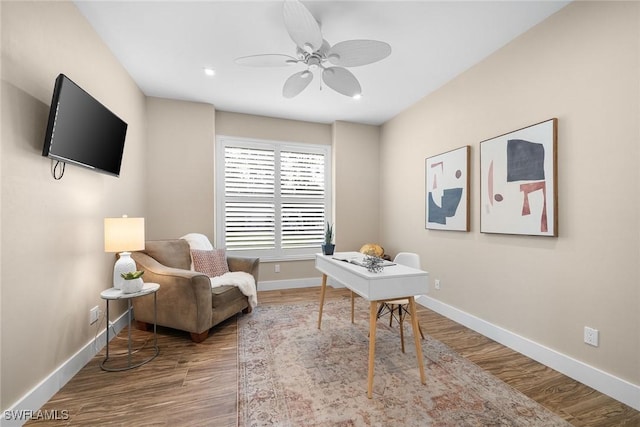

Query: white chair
377;252;425;353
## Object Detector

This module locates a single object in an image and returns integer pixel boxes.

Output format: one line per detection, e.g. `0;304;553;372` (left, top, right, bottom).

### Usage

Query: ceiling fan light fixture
238;0;391;99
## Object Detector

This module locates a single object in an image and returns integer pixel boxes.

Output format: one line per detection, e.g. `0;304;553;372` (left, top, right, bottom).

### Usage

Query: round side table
100;282;160;371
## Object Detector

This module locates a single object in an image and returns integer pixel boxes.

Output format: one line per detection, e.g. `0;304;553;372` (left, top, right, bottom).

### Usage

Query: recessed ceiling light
203;67;216;77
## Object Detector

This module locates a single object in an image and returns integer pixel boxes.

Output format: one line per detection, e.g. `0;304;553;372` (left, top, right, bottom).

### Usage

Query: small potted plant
322;222;335;255
120;270;144;294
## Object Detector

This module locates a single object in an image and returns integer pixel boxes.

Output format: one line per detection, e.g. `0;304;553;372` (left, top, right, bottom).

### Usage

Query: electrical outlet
434;279;441;290
584;326;599;347
274;264;280;273
89;306;100;325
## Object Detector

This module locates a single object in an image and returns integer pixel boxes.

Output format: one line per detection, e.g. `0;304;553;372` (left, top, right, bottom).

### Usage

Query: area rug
238;298;570;427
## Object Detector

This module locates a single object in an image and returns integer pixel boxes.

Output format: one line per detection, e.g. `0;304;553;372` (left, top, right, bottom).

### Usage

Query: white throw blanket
210;271;258;308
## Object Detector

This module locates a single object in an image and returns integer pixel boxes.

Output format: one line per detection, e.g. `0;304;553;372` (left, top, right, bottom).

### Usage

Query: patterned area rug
238;298;570;426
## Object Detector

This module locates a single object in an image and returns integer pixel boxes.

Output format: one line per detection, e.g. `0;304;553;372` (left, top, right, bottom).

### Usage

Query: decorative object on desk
426;145;470;231
321;221;335;255
238;300;570;426
480;118;558;236
359;243;384;258
104;215;145;289
362;254;384;273
120;270;144;294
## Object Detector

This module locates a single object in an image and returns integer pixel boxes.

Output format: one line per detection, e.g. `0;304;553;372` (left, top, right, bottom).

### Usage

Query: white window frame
215;135;332;262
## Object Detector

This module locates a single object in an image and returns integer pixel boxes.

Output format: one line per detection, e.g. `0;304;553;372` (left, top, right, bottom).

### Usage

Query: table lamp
104;215;145;289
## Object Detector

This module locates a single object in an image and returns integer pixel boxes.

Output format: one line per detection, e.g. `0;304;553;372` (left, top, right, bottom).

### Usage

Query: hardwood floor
29;287;639;426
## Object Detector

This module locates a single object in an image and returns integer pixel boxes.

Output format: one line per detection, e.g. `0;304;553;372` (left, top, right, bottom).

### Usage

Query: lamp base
113;252;136;289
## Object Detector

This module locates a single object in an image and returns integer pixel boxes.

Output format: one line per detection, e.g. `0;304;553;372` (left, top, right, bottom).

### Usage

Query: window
215;136;331;261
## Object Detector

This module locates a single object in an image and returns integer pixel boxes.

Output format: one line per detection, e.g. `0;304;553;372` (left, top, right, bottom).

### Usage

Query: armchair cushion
191;249;229;278
211;271;257;308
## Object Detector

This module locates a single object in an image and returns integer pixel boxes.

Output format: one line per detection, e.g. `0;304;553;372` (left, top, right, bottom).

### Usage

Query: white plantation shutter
224;147;276;250
281;151;325;249
216;136;331;260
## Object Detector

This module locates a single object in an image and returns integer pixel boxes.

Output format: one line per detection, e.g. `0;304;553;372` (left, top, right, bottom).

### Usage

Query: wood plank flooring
28;287;639;426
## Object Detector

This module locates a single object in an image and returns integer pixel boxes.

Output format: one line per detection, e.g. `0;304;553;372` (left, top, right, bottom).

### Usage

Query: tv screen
42;74;128;177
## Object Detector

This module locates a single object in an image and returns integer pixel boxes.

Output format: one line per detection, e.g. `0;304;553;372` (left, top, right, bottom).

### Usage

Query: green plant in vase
322;222;335;255
120;270;144;294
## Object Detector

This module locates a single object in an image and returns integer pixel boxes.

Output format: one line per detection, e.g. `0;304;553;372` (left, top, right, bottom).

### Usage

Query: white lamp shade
104;217;145;253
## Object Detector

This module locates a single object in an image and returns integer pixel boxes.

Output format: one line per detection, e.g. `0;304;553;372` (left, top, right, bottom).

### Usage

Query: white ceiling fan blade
283;70;314;98
322;67;362;97
235;54;298;67
283;0;323;53
328;40;392;67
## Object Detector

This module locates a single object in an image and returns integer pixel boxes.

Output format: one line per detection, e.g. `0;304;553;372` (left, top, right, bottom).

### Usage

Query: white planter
121;278;144;294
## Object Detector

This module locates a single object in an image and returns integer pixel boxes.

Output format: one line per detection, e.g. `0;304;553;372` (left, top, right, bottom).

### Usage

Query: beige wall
1;1;147;410
332;121;381;252
145;97;216;241
380;1;639;384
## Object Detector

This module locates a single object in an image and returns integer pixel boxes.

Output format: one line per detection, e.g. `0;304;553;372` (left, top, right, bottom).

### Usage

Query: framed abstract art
480;118;558;236
425;145;470;231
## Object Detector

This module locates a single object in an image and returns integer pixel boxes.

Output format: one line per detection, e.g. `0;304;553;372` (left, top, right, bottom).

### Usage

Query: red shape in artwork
430;162;443;190
488;161;494;206
520;181;547;232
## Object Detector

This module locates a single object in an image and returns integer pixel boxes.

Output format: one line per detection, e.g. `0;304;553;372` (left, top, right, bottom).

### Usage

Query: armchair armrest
227;256;260;288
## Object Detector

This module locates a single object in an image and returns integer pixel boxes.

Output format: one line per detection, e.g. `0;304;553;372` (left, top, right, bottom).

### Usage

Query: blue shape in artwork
428;188;463;225
507;139;545;182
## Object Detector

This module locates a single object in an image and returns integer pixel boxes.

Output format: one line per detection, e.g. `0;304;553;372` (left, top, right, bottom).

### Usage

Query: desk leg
408;297;426;385
317;274;327;329
367;301;377;399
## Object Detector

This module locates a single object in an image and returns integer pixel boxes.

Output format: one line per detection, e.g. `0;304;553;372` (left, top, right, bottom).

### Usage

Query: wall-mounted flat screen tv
42;74;128;177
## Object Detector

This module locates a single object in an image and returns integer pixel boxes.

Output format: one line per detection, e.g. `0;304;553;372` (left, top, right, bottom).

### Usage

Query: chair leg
376;302;386;318
351;291;355;324
135;321;150;331
399;305;406;353
401;304;425;340
190;330;209;343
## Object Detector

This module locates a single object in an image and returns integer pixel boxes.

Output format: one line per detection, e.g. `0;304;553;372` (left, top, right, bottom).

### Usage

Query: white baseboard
417;295;640;411
2;310;130;427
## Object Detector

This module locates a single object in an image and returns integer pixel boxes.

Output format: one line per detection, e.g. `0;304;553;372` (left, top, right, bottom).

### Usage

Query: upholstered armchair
130;239;259;343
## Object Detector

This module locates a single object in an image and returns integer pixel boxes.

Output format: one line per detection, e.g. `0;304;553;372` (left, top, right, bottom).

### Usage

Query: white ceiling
75;1;569;126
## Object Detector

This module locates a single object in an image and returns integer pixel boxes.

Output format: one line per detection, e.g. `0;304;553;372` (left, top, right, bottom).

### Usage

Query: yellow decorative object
359;243;384;257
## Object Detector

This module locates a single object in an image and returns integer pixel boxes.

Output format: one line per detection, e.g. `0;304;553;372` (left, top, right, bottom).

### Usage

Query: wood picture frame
425;145;470;231
480;118;558;236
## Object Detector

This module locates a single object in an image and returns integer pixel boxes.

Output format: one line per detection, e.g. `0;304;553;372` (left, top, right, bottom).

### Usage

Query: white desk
315;252;429;398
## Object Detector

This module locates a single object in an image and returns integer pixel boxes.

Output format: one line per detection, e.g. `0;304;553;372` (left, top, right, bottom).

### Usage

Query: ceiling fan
234;0;391;99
